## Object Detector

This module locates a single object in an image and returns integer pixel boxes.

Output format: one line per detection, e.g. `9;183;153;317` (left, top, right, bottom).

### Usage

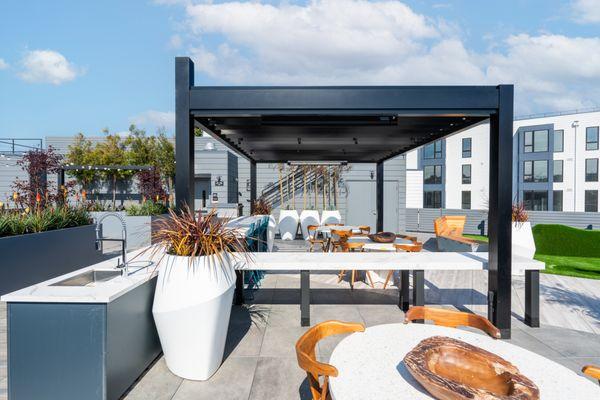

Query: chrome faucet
95;212;128;276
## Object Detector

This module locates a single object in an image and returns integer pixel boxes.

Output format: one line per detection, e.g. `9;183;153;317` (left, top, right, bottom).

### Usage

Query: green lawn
534;254;600;280
463;234;488;242
463;226;600;279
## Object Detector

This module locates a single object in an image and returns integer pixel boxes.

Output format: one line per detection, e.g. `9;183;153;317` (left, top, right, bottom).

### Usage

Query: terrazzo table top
329;323;600;399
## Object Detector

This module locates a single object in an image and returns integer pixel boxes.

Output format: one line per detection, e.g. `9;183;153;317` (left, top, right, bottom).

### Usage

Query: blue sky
1;0;599;139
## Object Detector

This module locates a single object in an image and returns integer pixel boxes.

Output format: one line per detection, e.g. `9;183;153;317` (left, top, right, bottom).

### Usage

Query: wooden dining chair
404;306;501;339
358;225;370;235
336;242;374;288
307;224;326;252
582;365;600;384
382;242;423;289
330;228;352;252
296;320;366;400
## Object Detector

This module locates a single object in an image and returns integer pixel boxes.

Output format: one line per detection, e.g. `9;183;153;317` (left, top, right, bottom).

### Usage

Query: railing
259;167;318;208
515;106;600;121
0;138;43;155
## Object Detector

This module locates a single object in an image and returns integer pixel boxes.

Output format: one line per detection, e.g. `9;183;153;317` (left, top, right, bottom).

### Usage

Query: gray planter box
91;212;168;250
0;224;106;295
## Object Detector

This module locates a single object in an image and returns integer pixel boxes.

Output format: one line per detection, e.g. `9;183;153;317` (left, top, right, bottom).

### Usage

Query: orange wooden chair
405;306;501;339
381;242;423;289
358;225;371;235
336;242;374;288
330;228;352;252
582;365;600;384
307;224;326;252
296;320;365;400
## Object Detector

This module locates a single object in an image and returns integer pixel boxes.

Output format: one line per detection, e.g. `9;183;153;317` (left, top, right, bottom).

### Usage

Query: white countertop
1;248;160;304
233;251;545;271
329;323;600;400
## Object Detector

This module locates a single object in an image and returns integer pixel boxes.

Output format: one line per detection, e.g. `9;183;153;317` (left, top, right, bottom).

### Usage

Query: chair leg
350;270;356;290
365;271;375;288
383;270;393;289
337;270;346;283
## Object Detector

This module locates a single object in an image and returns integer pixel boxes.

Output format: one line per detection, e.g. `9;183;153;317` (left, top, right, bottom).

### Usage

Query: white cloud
0;58;8;70
164;0;600;114
130;110;175;132
18;50;82;85
169;34;183;49
572;0;600;24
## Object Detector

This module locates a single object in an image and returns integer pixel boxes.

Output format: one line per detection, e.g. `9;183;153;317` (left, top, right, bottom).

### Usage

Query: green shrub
0;206;92;238
126;201;168;216
532;224;600;258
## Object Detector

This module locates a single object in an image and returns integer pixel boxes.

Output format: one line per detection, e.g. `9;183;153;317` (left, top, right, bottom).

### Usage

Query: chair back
405;306;501;339
582;365;600;383
296;320;365;400
434;216;466;238
342;241;364;252
330;229;352;250
358;225;371;235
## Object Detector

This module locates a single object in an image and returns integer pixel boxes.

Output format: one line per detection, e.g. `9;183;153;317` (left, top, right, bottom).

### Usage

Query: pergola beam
175;57;195;210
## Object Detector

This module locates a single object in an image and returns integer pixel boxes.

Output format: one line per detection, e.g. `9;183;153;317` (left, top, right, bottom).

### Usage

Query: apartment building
406;109;600;212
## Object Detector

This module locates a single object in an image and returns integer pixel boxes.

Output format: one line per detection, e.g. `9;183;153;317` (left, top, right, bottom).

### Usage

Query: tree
65;133;98;187
94;134;132;209
12;146;63;209
155;129;175;194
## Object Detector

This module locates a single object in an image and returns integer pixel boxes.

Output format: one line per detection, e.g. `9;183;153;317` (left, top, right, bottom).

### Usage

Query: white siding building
406;109;600;212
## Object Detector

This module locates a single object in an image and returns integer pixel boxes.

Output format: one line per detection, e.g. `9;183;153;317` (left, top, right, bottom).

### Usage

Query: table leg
301;269;310;327
413;270;425;323
525;270;540;327
234;270;245;305
398;270;410;312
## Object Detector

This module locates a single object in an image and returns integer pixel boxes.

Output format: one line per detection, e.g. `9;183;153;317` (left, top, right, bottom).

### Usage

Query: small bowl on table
368;232;396;243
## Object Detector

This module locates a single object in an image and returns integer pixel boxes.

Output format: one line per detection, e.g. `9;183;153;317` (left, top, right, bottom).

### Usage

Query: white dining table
329;323;600;400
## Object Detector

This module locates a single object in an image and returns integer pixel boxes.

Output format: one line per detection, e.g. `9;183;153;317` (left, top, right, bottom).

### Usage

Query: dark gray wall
0;224;106;295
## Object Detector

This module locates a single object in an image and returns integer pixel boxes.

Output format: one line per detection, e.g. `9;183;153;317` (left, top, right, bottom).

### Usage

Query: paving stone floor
2;237;600;399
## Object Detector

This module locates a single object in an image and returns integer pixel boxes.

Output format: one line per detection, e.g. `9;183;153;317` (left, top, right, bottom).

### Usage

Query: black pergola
175;57;515;337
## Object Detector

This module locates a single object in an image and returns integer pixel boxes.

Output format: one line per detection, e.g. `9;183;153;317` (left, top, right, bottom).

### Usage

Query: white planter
299;210;321;240
321;210;342;226
153;252;236;380
278;210;300;241
512;222;536;275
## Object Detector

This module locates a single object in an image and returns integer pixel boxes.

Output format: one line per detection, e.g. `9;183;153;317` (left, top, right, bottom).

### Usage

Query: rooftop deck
2;237;600;399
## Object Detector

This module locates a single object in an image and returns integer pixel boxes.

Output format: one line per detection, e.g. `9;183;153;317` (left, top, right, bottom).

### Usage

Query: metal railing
0;138;43;155
515;106;600;121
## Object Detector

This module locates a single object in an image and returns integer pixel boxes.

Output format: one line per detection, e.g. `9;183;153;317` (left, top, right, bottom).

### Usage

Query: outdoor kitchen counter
1;246;162;400
0;247;158;304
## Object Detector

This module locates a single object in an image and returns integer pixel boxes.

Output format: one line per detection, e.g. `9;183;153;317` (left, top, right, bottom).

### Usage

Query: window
423;165;443;184
424;191;442;208
461;191;471;209
424;140;443;159
553;160;563;182
462;164;471;184
523;160;548;183
462;138;472;158
587;127;599;151
553;190;563;211
585;190;598;212
523;191;548;211
586;158;599;182
554;130;564;152
523;129;549;153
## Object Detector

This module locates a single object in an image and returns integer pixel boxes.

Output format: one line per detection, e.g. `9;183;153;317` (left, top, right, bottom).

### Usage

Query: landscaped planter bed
0;224;106;295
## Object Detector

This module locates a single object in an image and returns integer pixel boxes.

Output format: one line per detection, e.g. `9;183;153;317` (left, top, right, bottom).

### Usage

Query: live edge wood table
232;252;545;328
328;323;600;400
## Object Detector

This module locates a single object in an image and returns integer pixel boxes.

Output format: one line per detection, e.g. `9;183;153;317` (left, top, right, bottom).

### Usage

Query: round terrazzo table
328;323;600;400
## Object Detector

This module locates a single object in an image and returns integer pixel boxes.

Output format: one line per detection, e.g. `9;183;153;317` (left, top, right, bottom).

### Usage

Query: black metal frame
176;57;516;338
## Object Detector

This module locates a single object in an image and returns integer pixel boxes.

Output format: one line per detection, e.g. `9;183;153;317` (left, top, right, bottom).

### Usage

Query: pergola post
487;84;514;339
249;161;257;214
376;161;384;232
175;57;195;211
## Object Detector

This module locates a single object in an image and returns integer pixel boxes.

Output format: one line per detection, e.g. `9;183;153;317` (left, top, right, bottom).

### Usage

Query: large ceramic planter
300;210;320;240
153;252;236;380
321;210;342;226
512;222;536;275
278;210;300;241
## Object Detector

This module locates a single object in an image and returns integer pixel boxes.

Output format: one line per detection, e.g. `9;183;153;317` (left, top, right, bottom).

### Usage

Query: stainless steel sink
51;270;122;287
